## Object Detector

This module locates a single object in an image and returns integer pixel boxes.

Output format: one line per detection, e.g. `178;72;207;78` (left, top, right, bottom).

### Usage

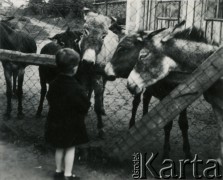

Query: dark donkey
0;20;37;119
104;26;206;159
127;22;223;162
36;27;82;117
80;13;119;137
105;31;155;128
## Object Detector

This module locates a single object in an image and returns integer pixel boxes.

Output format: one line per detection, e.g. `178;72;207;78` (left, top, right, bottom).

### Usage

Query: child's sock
56;169;63;173
64;173;72;177
55;148;64;173
64;147;75;177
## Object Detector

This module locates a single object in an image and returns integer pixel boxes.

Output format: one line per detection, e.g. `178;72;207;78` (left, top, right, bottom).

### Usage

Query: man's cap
83;7;90;12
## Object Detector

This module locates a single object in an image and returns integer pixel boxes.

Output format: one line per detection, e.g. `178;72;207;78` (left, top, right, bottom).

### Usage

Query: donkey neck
163;39;218;72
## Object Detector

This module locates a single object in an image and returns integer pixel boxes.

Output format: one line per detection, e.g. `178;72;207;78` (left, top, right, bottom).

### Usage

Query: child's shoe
54;171;64;179
64;174;80;180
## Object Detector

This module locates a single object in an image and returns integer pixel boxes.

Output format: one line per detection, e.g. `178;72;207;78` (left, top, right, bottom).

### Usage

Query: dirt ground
0;12;221;179
0;121;134;180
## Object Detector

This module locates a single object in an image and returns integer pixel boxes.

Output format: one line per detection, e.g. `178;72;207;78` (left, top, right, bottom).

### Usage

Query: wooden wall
125;0;223;44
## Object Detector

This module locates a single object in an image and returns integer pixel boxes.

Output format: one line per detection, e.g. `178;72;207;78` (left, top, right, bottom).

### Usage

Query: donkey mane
85;13;111;31
173;27;208;43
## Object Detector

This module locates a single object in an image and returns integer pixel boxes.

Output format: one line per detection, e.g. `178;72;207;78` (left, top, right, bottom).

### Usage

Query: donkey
79;13;119;137
0;20;37;119
83;7;124;36
36;28;82;117
104;28;195;159
127;22;223;162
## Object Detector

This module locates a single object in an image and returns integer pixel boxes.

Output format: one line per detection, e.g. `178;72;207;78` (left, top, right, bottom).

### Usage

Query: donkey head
127;48;177;95
105;32;149;80
108;16;124;35
80;14;111;65
127;21;186;95
49;27;82;53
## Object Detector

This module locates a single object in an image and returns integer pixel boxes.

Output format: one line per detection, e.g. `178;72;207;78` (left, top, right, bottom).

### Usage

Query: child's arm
46;85;52;103
72;87;91;115
46;82;57;106
78;92;91;114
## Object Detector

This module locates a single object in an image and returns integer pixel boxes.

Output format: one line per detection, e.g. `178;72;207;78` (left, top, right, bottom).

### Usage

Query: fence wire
0;0;223;169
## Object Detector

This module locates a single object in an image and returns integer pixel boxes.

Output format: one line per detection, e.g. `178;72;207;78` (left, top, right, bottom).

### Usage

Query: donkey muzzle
104;62;116;81
127;79;142;95
82;48;96;65
127;70;144;95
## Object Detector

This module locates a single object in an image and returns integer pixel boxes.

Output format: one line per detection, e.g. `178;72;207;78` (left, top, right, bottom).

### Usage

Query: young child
45;48;90;180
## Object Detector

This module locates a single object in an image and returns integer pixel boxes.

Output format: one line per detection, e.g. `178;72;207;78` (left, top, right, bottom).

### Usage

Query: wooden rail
107;46;223;160
0;49;56;67
205;18;223;22
93;0;127;5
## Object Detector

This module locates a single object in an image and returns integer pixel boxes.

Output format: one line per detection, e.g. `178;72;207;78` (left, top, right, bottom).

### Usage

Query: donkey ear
48;37;58;43
161;20;186;42
143;28;166;40
173;20;186;31
161;34;174;43
110;16;117;23
48;34;60;42
66;27;70;32
49;34;57;40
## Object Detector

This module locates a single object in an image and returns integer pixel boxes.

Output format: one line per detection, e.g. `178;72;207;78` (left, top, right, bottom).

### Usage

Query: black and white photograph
0;0;223;179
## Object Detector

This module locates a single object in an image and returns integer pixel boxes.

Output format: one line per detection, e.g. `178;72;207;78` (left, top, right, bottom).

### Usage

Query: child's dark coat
45;74;90;148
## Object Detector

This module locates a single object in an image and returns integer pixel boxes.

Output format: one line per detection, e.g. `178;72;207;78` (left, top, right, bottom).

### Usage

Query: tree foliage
28;0;94;17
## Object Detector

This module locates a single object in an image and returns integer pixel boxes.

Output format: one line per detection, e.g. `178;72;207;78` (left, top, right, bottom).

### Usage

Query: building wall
184;0;222;44
126;0;223;44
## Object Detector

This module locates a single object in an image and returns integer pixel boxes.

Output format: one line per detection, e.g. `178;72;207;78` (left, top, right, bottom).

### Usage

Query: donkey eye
59;41;65;47
116;47;122;52
139;52;148;60
117;47;128;53
83;29;89;36
74;39;79;43
117;47;121;51
102;34;107;40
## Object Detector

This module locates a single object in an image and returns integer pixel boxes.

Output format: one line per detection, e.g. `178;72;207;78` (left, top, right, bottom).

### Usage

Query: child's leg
55;148;64;172
64;146;75;177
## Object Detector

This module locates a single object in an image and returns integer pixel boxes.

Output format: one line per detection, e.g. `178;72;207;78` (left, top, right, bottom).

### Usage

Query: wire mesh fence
0;0;223;174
